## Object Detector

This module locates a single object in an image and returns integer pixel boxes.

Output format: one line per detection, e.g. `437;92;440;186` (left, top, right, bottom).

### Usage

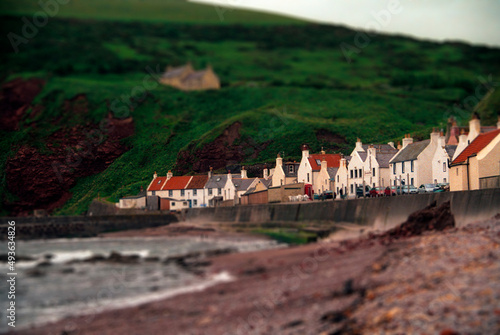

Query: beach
10;215;500;335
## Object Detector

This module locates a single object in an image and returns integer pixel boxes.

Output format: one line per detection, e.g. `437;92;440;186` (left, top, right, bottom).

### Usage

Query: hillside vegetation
1;0;499;215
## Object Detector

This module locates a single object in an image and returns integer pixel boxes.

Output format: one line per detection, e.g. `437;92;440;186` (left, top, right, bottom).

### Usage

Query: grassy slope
1;1;499;215
0;0;301;24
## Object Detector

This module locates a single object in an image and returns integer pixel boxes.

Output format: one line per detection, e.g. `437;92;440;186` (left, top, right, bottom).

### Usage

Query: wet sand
13;217;500;335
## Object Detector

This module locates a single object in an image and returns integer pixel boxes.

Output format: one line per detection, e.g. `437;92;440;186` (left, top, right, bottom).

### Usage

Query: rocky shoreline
11;204;500;335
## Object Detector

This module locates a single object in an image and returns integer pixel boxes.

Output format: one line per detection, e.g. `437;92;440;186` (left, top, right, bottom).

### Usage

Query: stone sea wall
0;214;178;240
185;189;500;229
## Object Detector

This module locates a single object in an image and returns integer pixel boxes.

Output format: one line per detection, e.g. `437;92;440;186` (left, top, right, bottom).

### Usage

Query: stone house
204;170;241;207
118;191;146;209
159;63;220;91
297;145;341;194
185;175;209;208
450;128;500;191
347;139;398;195
271;154;300;187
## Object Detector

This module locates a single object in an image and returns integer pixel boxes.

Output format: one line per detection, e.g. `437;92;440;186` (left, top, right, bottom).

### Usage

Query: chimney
402;134;413;149
355;138;364;151
227;171;232;181
208;166;213;179
438;131;446;148
263;167;269;179
430;128;440;144
388;142;395;149
241;166;248;179
276;153;283;167
153;171;158;179
468;113;481;141
167;170;173;180
320;147;326;155
340;156;347;168
458;129;467;145
397;141;402;150
301;145;309;159
368;144;376;157
321;157;327;171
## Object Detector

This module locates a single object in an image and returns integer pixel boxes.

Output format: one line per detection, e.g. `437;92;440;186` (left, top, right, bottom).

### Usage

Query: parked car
369;187;385;197
418;184;439;193
400;185;418;194
436;183;450;192
356;186;371;198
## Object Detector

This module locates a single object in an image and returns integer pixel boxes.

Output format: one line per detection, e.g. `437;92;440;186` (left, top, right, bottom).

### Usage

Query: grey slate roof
260;178;273;188
358;152;367;162
205;175;227;189
445;145;457;159
327;167;338;179
162;65;189;79
232;178;256;192
390;140;430;163
123;191;146;200
375;150;398;168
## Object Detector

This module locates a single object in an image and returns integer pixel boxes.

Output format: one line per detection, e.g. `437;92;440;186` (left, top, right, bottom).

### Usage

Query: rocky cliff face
2;79;134;216
175;122;269;174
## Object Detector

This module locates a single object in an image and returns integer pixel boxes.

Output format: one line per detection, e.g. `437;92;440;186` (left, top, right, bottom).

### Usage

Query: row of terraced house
119;114;500;210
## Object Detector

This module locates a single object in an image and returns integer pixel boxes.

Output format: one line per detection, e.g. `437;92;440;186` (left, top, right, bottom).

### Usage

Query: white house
204;170;241;206
334;155;350;197
297;145;341;194
185;175;209;208
431;132;456;184
347;139;398;195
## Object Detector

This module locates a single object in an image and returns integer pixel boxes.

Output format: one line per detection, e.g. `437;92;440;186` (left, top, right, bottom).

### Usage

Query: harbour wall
0;214;178;240
185;189;500;230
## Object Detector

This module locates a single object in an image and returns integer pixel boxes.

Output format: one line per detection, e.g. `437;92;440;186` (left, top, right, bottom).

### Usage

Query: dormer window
316;159;321;165
216;177;221;182
289;165;294;173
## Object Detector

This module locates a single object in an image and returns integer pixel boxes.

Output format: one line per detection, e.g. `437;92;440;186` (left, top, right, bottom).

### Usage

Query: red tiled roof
186;175;208;189
308;154;342;171
161;176;192;190
147;177;168;192
452;129;500;165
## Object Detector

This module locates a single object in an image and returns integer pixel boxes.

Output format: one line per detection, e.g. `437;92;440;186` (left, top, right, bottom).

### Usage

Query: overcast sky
192;0;500;47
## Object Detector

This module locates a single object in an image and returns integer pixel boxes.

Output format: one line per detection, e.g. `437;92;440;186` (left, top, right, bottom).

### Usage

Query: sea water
0;236;281;331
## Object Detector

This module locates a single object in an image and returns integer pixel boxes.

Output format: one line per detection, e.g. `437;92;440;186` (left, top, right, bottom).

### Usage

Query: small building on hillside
118;191;147;209
159;63;220;91
450;128;500;191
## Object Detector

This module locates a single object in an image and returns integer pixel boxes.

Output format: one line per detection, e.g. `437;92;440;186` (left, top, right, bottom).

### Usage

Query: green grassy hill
1;1;499;215
0;0;302;24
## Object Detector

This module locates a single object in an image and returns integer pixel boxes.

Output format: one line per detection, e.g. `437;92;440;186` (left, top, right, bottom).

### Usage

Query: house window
208;188;213;195
373;168;376;177
152;191;156;196
355;170;358;178
444;178;447;183
394;180;397;186
289;165;294;173
194;200;198;206
183;202;187;205
350;170;353;178
402;162;405;174
307;173;310;183
168;190;173;197
359;169;362;177
181;190;185;196
443;163;446;172
456;169;458;176
193;189;197;196
337;175;339;182
172;202;176;206
411;160;414;172
218;188;222;195
411;178;414;186
393;164;396;175
350;184;353;194
373;183;375;188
